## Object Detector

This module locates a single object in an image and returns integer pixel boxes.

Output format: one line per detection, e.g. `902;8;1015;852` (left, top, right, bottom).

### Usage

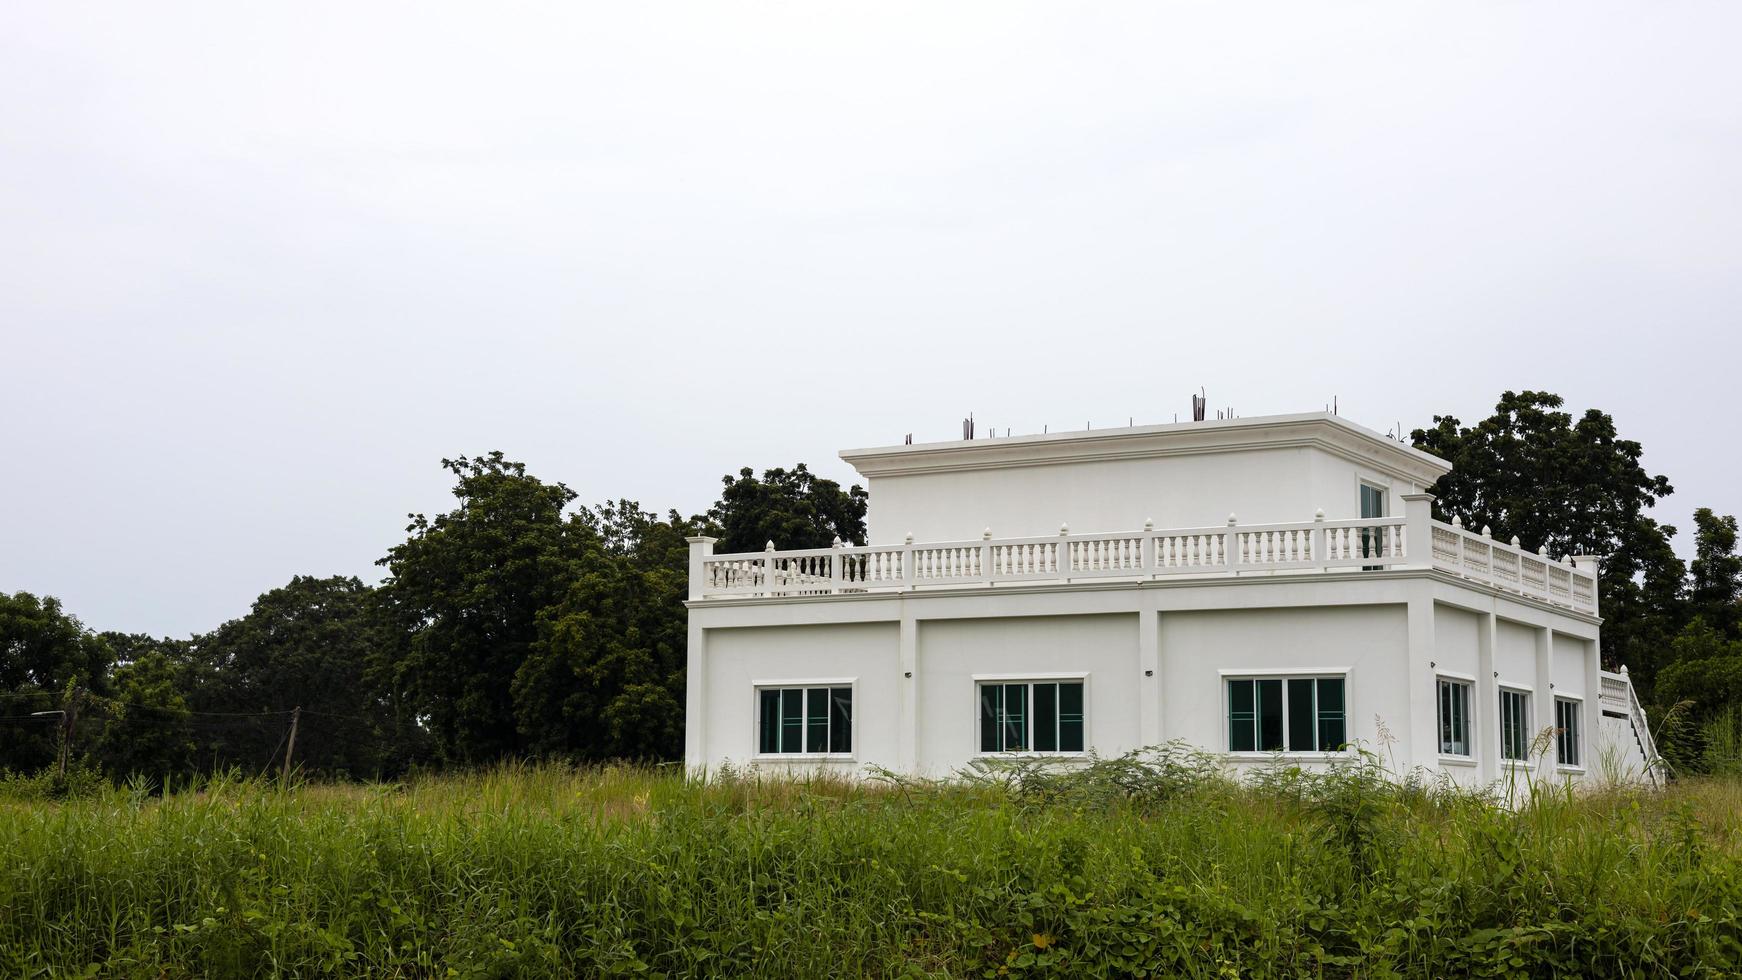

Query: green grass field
2;751;1739;978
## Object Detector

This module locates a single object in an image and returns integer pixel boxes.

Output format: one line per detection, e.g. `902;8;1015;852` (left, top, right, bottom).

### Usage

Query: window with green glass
757;686;852;754
1555;697;1581;767
1499;688;1530;762
979;680;1084;754
1360;484;1386;567
1226;676;1346;752
1438;678;1472;756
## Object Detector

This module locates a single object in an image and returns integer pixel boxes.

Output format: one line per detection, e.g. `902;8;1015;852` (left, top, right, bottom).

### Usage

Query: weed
0;764;1738;977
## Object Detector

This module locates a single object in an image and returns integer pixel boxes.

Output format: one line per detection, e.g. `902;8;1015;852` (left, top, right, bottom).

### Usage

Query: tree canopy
0;592;111;772
1691;508;1742;639
189;575;388;776
512;501;695;761
375;453;592;764
707;463;867;553
94;650;194;779
1411;391;1687;685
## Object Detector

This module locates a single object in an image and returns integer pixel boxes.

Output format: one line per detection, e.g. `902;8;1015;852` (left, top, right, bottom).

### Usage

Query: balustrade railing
690;504;1601;615
1427;518;1598;615
1599;673;1631;712
691;512;1422;600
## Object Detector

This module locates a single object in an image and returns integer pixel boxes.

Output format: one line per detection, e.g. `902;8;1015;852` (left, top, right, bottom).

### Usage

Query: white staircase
1599;667;1661;787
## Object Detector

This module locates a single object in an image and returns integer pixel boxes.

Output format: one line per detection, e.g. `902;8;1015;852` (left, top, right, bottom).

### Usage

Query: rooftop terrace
687;495;1599;615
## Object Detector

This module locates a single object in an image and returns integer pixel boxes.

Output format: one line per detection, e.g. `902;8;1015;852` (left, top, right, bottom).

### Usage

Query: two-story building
684;412;1658;787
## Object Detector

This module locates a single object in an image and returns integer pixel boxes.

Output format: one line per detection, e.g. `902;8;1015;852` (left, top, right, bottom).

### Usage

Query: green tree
511;501;694;760
96;633;203;712
1651;620;1742;774
0;592;111;772
375;453;591;763
191;576;391;777
707;463;867;554
100;632;194;670
95;650;195;781
1411;391;1686;689
90;632;205;774
1655;621;1742;717
1689;508;1741;639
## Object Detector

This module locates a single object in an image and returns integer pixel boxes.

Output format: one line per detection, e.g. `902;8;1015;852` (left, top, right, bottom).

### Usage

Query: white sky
3;3;1739;638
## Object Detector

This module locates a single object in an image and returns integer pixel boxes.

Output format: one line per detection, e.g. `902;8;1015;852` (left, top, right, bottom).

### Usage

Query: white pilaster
1476;611;1498;784
683;536;718;776
1139;602;1161;746
1404;585;1438;774
1535;626;1555;780
1583;636;1600;784
1573;554;1601;616
1401;493;1435;568
684;536;717;602
898;605;918;772
684;616;707;774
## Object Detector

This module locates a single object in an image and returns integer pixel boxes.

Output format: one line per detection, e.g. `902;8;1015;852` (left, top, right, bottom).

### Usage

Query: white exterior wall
1495;620;1538;691
700;622;901;772
1159;605;1410;768
1552;637;1589;694
1552;634;1597;779
1432;605;1485;787
1311;451;1419;525
1434;606;1482;679
915;614;1140;775
841;413;1448;546
689;573;1612;789
865;447;1324;543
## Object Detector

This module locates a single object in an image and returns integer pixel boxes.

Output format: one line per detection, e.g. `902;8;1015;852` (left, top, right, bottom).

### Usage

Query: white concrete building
684;412;1660;789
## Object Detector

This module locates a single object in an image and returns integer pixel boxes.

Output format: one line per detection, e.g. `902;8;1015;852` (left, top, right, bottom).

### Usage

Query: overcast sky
3;3;1739;638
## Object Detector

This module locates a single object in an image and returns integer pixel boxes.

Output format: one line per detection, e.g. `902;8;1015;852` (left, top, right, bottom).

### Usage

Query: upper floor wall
840;413;1452;544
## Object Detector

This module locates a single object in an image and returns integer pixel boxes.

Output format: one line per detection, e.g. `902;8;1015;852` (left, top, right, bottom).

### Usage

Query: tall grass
1703;703;1742;775
0;752;1738;978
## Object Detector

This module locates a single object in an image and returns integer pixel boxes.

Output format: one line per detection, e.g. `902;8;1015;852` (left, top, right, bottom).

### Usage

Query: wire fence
0;688;400;781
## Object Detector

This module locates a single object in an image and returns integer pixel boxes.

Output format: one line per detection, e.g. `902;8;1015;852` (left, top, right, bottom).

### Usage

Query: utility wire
79;694;297;718
298;708;376;722
6;690;378;724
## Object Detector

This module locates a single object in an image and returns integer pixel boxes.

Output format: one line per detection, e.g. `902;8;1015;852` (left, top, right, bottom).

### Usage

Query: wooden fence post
281;706;301;787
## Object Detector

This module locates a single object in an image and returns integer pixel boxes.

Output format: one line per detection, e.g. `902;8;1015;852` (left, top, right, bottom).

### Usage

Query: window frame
1358;479;1389;569
1554;695;1584;771
1358;481;1388;519
972;672;1089;758
751;678;857;760
1498;685;1532;764
1220;669;1352;757
1436;674;1475;761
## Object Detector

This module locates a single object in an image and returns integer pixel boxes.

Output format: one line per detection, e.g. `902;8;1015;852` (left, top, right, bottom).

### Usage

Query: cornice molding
839;413;1450;486
688;567;1600;625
